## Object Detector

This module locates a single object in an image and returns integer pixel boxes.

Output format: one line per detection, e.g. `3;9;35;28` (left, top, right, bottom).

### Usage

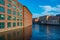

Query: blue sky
18;0;60;18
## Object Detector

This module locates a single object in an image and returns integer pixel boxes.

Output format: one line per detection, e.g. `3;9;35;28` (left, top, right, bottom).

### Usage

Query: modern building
0;0;32;40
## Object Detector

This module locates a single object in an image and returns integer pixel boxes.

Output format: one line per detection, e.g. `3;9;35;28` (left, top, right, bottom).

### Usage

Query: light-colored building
39;16;60;25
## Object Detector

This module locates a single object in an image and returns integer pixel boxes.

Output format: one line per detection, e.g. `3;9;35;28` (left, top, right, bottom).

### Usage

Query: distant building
32;18;39;24
56;14;60;17
39;16;60;25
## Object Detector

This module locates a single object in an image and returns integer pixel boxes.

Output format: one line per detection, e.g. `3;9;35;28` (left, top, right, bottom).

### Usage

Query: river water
31;24;60;40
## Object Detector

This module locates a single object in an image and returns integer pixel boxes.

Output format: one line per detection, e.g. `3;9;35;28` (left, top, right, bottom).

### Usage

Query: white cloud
39;5;60;16
33;5;60;18
32;13;42;18
39;6;52;11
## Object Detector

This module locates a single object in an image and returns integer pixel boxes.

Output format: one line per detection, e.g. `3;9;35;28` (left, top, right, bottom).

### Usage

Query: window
7;4;11;7
0;14;5;20
13;22;16;27
19;10;22;13
13;11;16;15
20;14;22;16
0;22;5;28
7;9;11;14
8;0;11;2
20;6;22;8
20;22;22;26
0;0;5;5
7;16;11;20
17;22;19;26
12;1;16;5
17;18;19;21
13;16;16;20
20;5;22;9
12;6;16;10
0;6;5;12
20;18;22;21
7;22;11;28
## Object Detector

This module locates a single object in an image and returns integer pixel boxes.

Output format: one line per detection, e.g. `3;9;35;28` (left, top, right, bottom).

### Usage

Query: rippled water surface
31;24;60;40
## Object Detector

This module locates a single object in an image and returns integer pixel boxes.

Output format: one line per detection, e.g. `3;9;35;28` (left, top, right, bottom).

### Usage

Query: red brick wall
23;6;32;27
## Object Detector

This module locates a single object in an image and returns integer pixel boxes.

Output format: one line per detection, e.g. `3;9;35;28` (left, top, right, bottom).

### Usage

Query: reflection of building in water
0;0;32;40
0;29;23;40
46;25;50;34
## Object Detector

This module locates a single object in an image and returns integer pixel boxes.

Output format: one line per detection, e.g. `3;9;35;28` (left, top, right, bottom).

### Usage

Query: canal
0;24;60;40
31;24;60;40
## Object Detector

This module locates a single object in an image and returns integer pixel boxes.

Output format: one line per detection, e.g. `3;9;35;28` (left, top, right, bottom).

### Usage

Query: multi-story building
23;6;32;40
39;16;60;25
0;0;24;32
0;0;32;40
23;6;32;27
56;14;60;17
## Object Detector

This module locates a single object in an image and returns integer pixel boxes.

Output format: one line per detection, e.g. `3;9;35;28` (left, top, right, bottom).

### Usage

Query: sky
18;0;60;18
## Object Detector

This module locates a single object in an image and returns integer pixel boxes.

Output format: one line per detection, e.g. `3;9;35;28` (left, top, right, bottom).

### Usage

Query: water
0;24;60;40
0;26;32;40
31;24;60;40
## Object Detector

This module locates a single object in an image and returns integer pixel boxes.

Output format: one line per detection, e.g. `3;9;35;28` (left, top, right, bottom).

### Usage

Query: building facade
23;6;32;40
39;16;60;25
0;0;32;40
23;6;32;27
0;0;24;32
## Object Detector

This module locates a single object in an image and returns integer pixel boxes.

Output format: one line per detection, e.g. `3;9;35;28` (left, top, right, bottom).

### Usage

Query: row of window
0;6;22;16
8;0;22;8
0;0;22;10
0;22;22;29
7;3;22;11
0;14;22;21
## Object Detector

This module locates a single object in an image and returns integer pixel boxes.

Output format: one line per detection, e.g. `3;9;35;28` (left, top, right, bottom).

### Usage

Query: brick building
0;0;24;31
23;6;32;27
23;6;32;40
0;0;32;40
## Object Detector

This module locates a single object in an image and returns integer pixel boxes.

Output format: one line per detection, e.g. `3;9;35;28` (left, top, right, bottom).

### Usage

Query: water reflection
0;29;23;40
0;26;32;40
31;24;60;40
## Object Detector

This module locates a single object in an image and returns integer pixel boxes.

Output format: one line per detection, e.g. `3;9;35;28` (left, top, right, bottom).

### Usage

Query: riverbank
39;23;60;26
